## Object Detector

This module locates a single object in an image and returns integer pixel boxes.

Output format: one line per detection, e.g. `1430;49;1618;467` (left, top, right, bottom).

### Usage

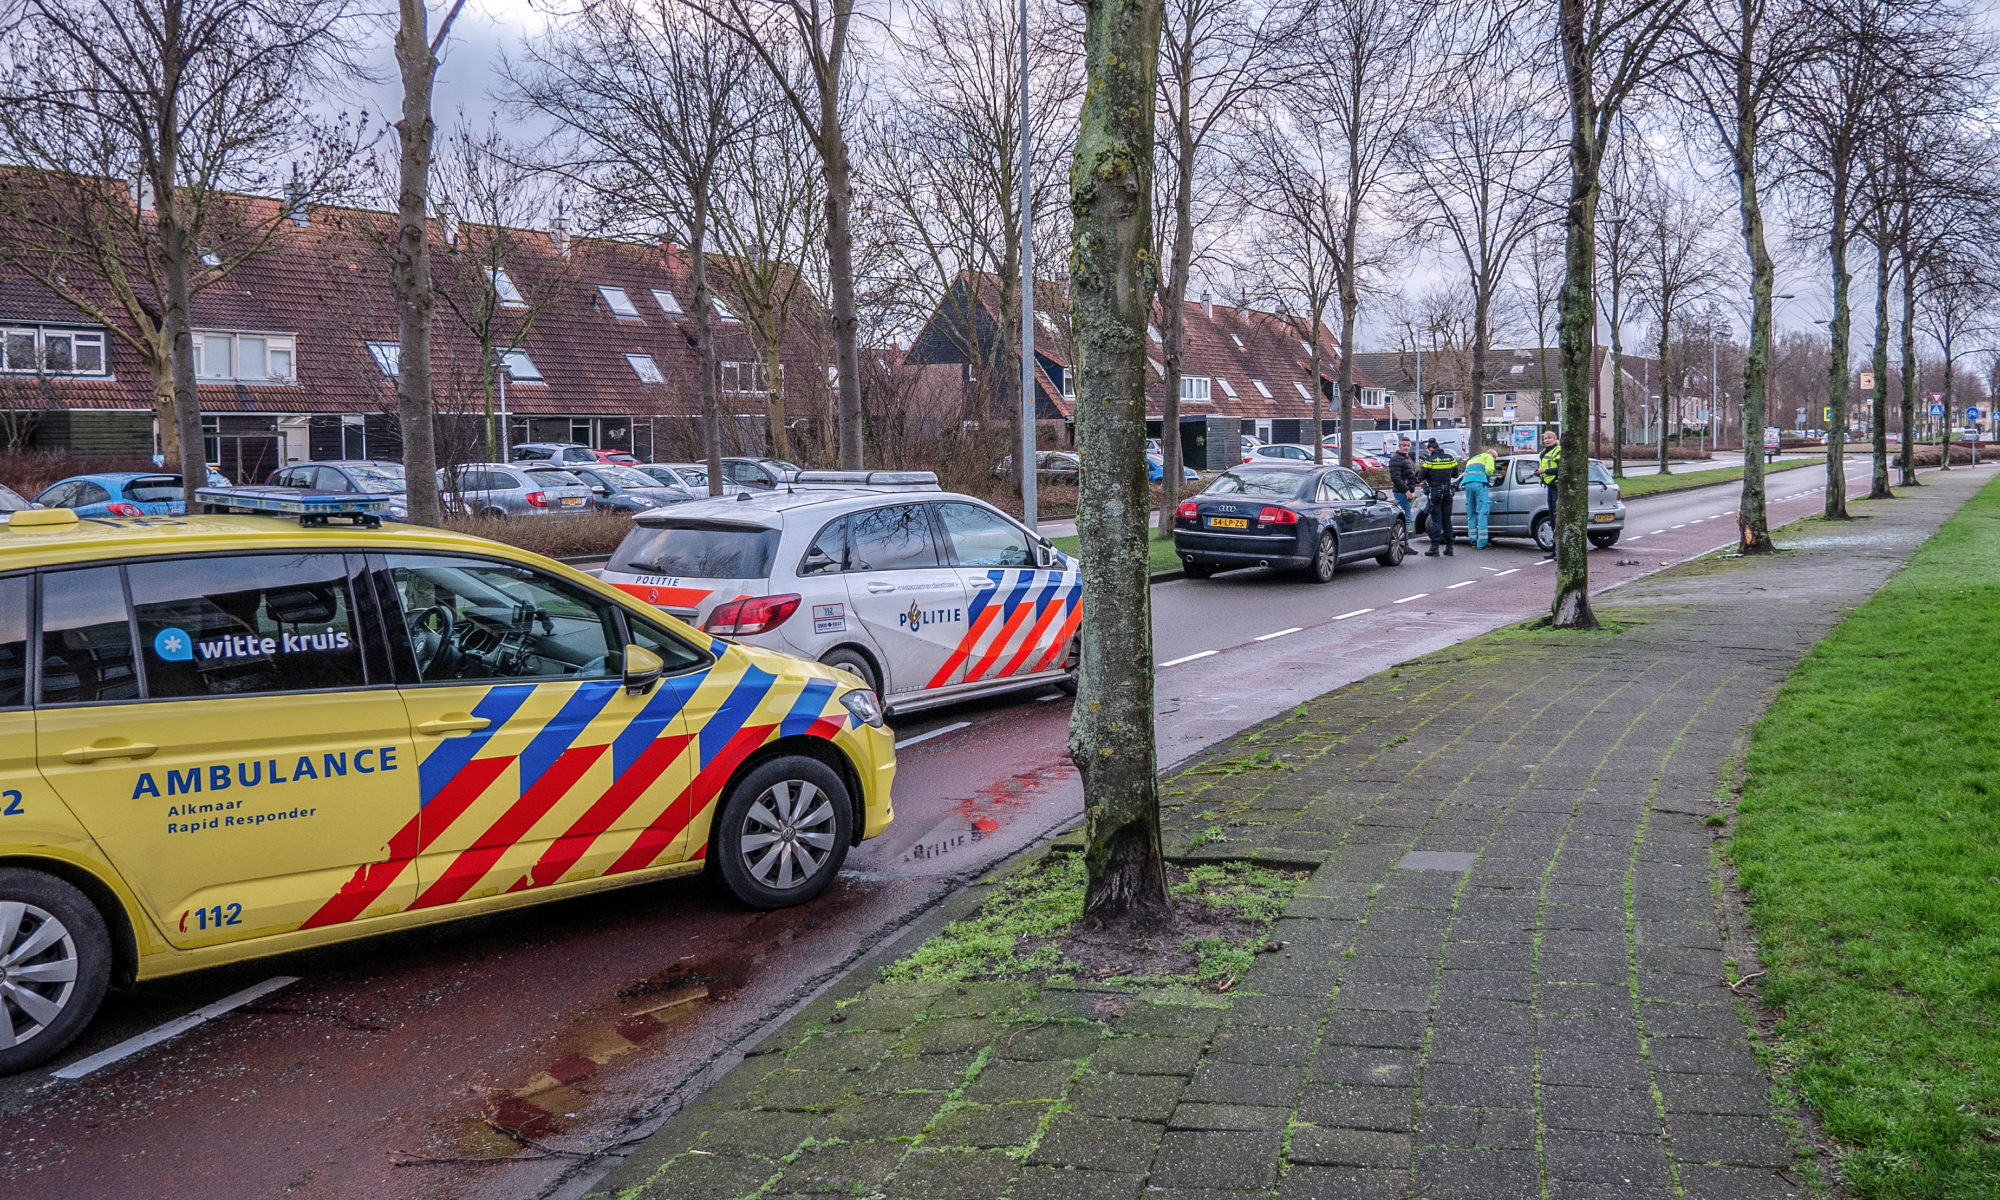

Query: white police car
598;476;1080;714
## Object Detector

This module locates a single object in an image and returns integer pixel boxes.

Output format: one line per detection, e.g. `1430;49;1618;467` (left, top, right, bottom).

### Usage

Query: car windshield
0;484;27;511
122;475;185;501
766;460;803;475
1205;469;1306;499
635;466;685;487
1589;461;1613;486
610;522;781;579
525;468;586;487
671;465;710;486
346;465;405;494
591;465;659;489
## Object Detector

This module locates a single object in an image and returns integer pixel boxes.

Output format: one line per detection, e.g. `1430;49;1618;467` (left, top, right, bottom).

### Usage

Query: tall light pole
1017;0;1037;532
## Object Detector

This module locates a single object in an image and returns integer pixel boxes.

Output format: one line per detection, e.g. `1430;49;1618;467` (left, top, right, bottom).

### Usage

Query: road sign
1502;405;1516;421
1930;402;1945;418
1967;407;1981;421
1860;371;1875;389
1823;406;1833;422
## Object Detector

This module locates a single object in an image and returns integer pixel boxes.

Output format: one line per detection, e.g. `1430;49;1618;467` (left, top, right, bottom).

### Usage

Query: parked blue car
34;470;231;517
1147;454;1201;483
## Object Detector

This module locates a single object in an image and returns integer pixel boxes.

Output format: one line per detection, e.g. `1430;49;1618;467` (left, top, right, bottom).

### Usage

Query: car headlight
839;687;884;728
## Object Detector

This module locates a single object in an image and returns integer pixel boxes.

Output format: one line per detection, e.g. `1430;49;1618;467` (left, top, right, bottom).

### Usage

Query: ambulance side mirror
623;644;665;696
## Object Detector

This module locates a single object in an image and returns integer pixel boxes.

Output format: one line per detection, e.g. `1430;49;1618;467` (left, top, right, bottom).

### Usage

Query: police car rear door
841;502;971;697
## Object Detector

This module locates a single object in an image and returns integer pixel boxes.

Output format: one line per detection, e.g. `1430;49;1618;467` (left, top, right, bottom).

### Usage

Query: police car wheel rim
741;780;838;890
0;902;79;1049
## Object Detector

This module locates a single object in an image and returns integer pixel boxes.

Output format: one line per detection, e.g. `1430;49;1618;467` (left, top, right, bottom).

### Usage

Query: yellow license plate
1207;516;1249;529
1592;513;1614;522
560;496;585;506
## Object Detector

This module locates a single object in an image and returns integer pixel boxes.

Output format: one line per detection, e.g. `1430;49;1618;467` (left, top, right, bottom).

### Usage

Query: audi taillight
704;593;802;636
1176;500;1197;519
1258;506;1298;525
525;490;548;508
105;502;142;517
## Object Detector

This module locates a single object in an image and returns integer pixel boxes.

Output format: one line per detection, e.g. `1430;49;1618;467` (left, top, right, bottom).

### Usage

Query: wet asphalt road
0;463;1879;1200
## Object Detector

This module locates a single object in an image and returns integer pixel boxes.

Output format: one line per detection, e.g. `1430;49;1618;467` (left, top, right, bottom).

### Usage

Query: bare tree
698;0;864;468
1402;45;1562;457
1154;0;1286;528
1597;150;1640;474
1549;0;1692;627
1515;224;1566;356
0;0;364;507
511;0;762;495
1632;171;1729;475
1236;110;1346;427
1070;0;1169;934
1917;254;1994;472
1301;0;1433;469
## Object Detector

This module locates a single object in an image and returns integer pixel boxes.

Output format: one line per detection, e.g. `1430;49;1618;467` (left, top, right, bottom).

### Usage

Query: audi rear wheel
1377;521;1407;567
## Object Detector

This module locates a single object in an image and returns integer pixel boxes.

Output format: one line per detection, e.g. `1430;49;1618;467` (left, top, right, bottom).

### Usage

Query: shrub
438;510;637;561
0;449;159;499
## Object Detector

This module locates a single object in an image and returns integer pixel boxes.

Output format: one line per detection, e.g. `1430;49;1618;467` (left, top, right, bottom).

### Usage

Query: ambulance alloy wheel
713;756;853;910
0;869;110;1075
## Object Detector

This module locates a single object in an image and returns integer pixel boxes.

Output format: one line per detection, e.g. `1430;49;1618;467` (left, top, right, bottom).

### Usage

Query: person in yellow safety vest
1461;447;1497;548
1537;429;1561;558
1417;438;1460;556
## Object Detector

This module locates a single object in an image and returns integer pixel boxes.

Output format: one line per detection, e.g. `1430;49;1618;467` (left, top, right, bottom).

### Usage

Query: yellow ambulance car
0;498;895;1072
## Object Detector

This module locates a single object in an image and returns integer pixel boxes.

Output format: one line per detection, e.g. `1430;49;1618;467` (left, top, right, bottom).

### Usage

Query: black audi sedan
1173;464;1407;582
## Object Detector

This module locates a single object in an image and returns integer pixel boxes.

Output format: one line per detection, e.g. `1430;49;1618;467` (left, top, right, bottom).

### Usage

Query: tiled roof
0;183;828;420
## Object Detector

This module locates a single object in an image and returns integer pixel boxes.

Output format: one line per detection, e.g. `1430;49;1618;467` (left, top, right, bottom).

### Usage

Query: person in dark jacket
1418;438;1460;556
1387;437;1416;526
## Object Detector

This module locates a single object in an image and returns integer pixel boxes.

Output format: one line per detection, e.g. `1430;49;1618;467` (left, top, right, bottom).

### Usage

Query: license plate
560;496;585;506
1592;513;1614;523
1207;516;1249;529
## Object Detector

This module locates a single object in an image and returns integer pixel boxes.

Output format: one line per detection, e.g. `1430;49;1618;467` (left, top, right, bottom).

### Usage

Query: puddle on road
897;761;1077;865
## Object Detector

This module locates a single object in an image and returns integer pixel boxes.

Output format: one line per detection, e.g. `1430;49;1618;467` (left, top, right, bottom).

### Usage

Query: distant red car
593;450;640;464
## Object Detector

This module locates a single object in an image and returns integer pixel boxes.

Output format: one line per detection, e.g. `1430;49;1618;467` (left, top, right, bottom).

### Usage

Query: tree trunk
1896;243;1917;486
1000;249;1025;495
393;0;444;527
1069;0;1169;936
1469;284;1488;457
159;205;203;504
1734;110;1776;552
1607;276;1622;477
1552;7;1599;631
765;345;789;463
822;87;863;469
1824;193;1850;518
1657;311;1671;476
150;352;180;469
692;224;723;495
1867;233;1892;499
1156;104;1194;530
1940;338;1954;472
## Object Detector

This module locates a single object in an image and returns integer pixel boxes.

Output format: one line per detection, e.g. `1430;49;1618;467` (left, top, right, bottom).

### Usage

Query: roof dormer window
1230;333;1245;349
627;353;665;384
499;348;542;382
491;269;526;308
1293;381;1312;400
1252;379;1272;398
599;286;642;320
1215;377;1239;398
652;289;683;315
710;297;738;322
1148;324;1162;344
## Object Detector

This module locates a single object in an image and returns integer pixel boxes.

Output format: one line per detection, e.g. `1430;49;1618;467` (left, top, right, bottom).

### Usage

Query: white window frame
1215;376;1239;398
1230;333;1245;349
1180;375;1212;403
627;353;665;384
709;296;739;322
499;348;543;383
192;330;297;383
1148;324;1163;344
1293;380;1313;400
1060;366;1075;400
1252;379;1272;398
721;359;771;396
599;286;642;320
0;325;111;376
367;341;400;378
1484;392;1496;410
652;288;683;315
1435;395;1451;412
491;268;526;308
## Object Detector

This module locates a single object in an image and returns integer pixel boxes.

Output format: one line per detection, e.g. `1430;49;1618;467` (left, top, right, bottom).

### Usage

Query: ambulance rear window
611;522;780;580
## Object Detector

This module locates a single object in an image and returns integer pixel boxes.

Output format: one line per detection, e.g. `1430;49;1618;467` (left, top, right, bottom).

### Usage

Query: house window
367;341;400;377
1435;395;1451;412
1293;381;1312;400
1180;375;1211;403
709;297;738;322
491;269;526;308
1360;388;1386;408
652;288;683;315
192;331;297;382
500;348;543;383
721;360;770;395
1252;379;1272;398
626;353;665;383
1215;376;1239;398
1060;367;1075;400
1509;363;1525;375
1484;393;1496;410
599;286;642;320
0;325;109;376
1148;324;1163;344
1299;340;1313;356
1230;333;1245;349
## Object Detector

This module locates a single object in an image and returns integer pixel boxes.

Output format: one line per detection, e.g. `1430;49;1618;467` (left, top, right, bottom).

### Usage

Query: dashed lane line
1393;593;1429;604
1446;580;1477;589
895;721;972;750
1254;627;1303;641
53;976;300;1082
1159;649;1219;668
1493;569;1520;577
1334;608;1374;620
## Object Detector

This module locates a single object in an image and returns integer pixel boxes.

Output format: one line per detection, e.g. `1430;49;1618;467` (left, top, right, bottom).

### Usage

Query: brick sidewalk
593;468;1992;1200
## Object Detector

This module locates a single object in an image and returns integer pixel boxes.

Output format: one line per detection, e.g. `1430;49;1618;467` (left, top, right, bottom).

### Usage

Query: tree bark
1069;0;1169;936
691;227;723;495
1607;272;1622;477
1734;107;1776;551
765;345;789;463
821;80;863;469
1824;184;1851;518
392;0;452;527
150;353;180;470
1895;238;1917;486
1552;0;1599;629
1156;87;1194;530
1469;285;1488;457
1657;310;1672;476
1867;232;1892;498
160;200;203;507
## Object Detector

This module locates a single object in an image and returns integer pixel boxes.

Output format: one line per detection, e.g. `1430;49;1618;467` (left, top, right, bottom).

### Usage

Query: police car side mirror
622;644;665;695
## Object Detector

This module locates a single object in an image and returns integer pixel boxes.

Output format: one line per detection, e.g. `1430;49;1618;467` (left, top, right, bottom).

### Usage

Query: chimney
285;162;309;227
1201;290;1213;320
549;211;570;257
132;175;154;212
440;208;460;249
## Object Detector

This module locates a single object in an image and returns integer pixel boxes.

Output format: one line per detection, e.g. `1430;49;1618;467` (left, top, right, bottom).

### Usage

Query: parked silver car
439;461;595;517
563;463;691;512
267;460;409;521
1414;456;1626;550
647;462;753;498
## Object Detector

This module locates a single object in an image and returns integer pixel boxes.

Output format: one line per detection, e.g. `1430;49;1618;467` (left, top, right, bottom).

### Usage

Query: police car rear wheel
0;870;110;1075
713;757;853;910
819;648;880;697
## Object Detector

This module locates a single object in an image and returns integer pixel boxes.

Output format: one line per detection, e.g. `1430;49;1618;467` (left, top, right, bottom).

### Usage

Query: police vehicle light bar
791;470;940;491
196;486;390;528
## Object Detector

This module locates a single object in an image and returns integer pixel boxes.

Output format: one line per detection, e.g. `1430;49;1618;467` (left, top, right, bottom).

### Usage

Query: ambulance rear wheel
0;869;110;1075
713;757;853;910
819;648;880;698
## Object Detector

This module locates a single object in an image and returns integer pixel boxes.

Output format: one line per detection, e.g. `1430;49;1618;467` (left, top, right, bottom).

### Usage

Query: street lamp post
1017;0;1037;533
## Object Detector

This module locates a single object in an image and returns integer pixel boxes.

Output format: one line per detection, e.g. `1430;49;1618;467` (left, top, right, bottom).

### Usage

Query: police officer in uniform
1537;429;1561;558
1418;438;1459;557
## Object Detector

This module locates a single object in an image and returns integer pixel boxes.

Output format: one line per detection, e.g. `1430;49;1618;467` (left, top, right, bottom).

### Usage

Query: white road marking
53;976;300;1082
1493;568;1519;577
1671;524;1687;529
1650;529;1667;534
895;721;971;749
1035;694;1062;702
1159;649;1219;668
1255;627;1303;641
1446;580;1477;589
1393;593;1429;604
1334;608;1373;620
1477;565;1503;573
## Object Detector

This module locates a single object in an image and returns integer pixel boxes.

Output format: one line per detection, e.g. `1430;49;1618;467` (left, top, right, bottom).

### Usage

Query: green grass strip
1049;530;1183;574
1612;457;1819;499
1730;475;2000;1199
